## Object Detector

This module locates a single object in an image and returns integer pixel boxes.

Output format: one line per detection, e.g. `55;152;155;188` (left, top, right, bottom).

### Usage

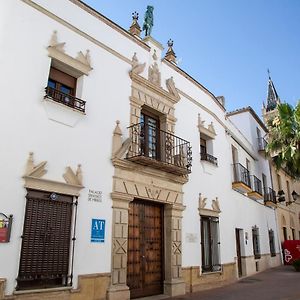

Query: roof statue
143;6;154;36
266;69;280;112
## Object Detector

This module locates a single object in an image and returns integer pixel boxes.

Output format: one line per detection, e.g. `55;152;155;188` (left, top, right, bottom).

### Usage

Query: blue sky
84;0;300;117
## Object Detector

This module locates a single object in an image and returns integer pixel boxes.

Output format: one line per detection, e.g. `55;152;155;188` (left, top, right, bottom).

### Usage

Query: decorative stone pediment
23;152;84;196
131;53;146;75
148;62;161;86
198;194;221;217
47;31;92;77
198;114;216;139
166;77;180;100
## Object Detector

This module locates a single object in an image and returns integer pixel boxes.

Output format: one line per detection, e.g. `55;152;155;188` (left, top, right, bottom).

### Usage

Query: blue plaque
91;219;105;243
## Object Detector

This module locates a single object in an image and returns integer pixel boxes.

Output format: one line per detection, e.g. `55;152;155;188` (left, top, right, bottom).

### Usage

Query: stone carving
131;52;146;75
48;31;92;72
152;49;158;61
199;193;207;209
114;239;127;254
129;11;141;37
166;77;179;99
211;197;221;212
49;30;66;52
148;62;161;86
76;50;91;66
24;152;83;186
198;113;216;139
142;5;154;36
173;241;182;254
24;152;47;178
165;39;177;64
63;165;83;185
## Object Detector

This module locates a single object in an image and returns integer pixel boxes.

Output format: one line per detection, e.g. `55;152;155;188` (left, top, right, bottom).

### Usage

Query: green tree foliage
266;101;300;179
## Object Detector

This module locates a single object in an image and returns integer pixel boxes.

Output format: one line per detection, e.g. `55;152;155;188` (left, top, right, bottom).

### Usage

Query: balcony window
44;67;86;113
200;138;218;166
248;175;263;200
127;118;192;175
264;187;277;206
232;163;252;193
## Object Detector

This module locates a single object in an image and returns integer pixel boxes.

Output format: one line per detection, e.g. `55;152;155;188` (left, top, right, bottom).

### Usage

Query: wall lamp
292;190;300;201
286;190;299;206
276;190;285;203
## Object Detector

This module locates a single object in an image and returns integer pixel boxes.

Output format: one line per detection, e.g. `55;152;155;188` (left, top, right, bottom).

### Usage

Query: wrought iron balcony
200;147;218;166
127;122;192;175
248;175;263;200
44;86;86;113
257;138;267;152
264;188;277;207
232;163;252;193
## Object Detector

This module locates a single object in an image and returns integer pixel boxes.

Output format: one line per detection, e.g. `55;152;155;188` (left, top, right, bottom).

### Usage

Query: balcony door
140;111;160;160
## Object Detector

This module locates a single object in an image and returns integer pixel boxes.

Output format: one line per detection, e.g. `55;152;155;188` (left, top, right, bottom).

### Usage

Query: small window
283;227;287;241
252;226;261;259
286;181;291;202
291;228;295;240
277;174;282;190
201;216;221;273
200;137;217;166
45;67;86;113
268;229;276;257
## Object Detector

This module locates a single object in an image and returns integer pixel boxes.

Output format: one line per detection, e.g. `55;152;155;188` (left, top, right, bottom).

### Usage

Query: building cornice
70;0;150;52
162;58;226;112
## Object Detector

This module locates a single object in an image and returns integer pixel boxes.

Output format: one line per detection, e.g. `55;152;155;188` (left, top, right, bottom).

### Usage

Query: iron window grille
252;226;261;259
268;229;276;257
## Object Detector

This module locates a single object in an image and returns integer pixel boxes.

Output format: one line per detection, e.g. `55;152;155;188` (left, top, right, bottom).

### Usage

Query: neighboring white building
0;1;281;300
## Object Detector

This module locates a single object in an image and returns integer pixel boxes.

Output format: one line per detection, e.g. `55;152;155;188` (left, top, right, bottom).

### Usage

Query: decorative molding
47;30;92;77
198;194;221;217
166;77;180;100
211;197;221;213
130;72;180;105
148;62;161;86
199;193;207;209
130;52;146;75
198;113;216;139
23;152;84;196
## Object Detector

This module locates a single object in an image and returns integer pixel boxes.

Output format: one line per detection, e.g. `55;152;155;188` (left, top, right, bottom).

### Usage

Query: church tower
262;71;281;125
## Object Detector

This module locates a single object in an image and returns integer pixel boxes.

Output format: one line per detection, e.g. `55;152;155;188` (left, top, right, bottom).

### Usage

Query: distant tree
266;101;300;179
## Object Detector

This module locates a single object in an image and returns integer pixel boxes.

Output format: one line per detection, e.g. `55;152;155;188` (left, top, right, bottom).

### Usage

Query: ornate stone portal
107;59;187;299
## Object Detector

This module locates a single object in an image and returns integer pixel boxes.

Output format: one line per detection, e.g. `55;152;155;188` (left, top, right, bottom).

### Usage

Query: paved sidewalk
167;266;300;300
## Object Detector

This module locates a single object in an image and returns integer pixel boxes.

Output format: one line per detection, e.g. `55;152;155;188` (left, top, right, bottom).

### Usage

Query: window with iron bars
252;226;261;259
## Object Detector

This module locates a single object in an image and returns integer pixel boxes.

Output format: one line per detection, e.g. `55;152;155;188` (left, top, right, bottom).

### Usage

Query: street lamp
291;190;300;201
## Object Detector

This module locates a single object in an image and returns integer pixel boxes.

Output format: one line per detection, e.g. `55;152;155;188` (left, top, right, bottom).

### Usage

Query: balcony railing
251;175;263;195
127;122;192;175
264;188;277;204
232;163;251;187
44;86;86;113
200;152;218;166
257;138;267;151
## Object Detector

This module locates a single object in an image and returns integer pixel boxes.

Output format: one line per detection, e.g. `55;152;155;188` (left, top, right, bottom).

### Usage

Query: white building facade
0;1;281;299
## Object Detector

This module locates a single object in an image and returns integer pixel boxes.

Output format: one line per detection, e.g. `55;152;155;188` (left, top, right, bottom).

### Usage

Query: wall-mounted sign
0;213;13;243
185;233;198;243
91;219;105;243
88;189;102;203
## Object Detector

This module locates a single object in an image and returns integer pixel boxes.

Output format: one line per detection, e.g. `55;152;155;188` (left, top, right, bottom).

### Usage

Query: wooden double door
127;200;164;298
